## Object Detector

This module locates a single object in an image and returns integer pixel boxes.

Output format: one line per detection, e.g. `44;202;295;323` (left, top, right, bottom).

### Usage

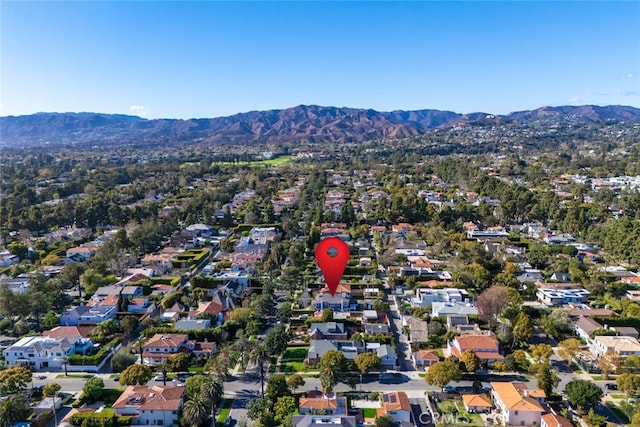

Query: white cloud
129;105;150;117
621;73;636;79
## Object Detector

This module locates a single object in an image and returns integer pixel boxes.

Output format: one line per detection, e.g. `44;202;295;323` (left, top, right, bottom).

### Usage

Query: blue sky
1;1;639;119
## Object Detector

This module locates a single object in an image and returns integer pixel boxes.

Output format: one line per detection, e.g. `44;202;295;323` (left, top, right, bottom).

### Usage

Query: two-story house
313;285;353;312
113;385;184;426
3;336;93;370
60;304;117;326
591;335;640;359
309;323;348;340
142;334;189;366
491;382;545;427
448;335;504;366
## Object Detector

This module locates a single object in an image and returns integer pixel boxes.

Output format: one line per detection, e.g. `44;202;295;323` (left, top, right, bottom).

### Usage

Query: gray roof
575;316;602;334
432;302;478;316
309;322;345;335
175;319;211;331
292;416;356;427
377;344;395;358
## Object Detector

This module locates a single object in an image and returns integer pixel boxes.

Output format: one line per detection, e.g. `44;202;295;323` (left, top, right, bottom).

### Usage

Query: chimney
523;390;529;397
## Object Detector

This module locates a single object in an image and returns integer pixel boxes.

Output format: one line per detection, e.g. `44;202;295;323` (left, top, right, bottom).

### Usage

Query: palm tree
232;336;251;369
181;393;209;427
249;341;270;398
205;356;230;383
200;377;223;427
0;396;29;427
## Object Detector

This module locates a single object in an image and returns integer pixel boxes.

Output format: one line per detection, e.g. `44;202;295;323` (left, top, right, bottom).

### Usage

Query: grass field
56;374;94;379
362;408;377;418
281;361;306;373
283;347;308;360
216;399;234;427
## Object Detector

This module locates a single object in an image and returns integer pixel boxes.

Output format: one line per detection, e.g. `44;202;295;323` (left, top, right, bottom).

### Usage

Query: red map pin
315;237;350;297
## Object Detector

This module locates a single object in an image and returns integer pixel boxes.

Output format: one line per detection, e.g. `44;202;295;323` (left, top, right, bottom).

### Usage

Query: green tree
82;377;105;403
286;374;305;392
0;366;32;395
355;352;381;374
264;325;289;356
585;408;607;427
565;379;604;409
617;372;640;397
121;315;139;338
274;396;297;424
424;360;462;390
557;338;582;364
374;415;395;427
167;353;191;373
460;350;480;372
535;363;559;398
511;311;534;348
181;393;209;427
111;345;138;372
266;374;290;404
0;396;29;427
247;398;270;420
43;382;61;398
530;344;553;363
249;342;270;398
119;364;153;386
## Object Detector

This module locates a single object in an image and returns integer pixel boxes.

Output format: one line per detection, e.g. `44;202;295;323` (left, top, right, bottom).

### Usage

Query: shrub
69;338;121;366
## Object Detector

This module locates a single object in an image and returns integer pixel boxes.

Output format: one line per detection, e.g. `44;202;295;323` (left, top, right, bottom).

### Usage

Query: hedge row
69;337;121;366
150;276;181;286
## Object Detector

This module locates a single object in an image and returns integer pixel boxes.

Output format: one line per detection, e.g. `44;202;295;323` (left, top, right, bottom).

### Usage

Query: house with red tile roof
113;385;184;426
541;413;572;427
377;392;412;424
461;394;493;413
412;350;440;368
298;396;347;415
491;382;545;427
448;334;504;366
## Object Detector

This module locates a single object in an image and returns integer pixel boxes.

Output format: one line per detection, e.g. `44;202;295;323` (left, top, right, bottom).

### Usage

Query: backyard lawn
362;408;378;418
437;399;485;426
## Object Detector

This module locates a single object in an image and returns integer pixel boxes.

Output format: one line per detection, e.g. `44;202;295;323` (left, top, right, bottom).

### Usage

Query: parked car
154;375;167;381
606;383;618;390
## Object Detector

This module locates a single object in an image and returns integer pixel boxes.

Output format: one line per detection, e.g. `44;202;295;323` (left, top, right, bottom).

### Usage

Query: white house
591;336;640;359
491;382;545;427
377;345;397;369
411;288;469;307
536;288;590;306
3;336;92;370
377;392;412;424
60;304;117;326
113;385;184;426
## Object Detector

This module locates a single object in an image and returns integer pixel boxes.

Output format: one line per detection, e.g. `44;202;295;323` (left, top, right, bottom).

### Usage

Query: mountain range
1;104;640;148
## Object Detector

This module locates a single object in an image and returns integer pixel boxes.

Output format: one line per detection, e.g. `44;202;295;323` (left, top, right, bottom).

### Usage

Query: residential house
540;413;572;427
43;326;93;339
461;394;493;414
377;392;412;425
536;288;590;307
142;333;216;365
309;323;348;340
313;285;353;312
364;323;390;335
175;319;211;331
60;304;117;326
491;382;545;427
112;385;184;426
127;298;154;313
3;336;93;370
411;288;468;307
377;345;397;369
591;336;640;359
412;350;440;369
298;396;347;415
142;334;188;366
448;335;503;366
64;246;97;263
306;340;366;366
291;416;356;427
431;302;477;322
188;301;224;324
574;317;602;343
